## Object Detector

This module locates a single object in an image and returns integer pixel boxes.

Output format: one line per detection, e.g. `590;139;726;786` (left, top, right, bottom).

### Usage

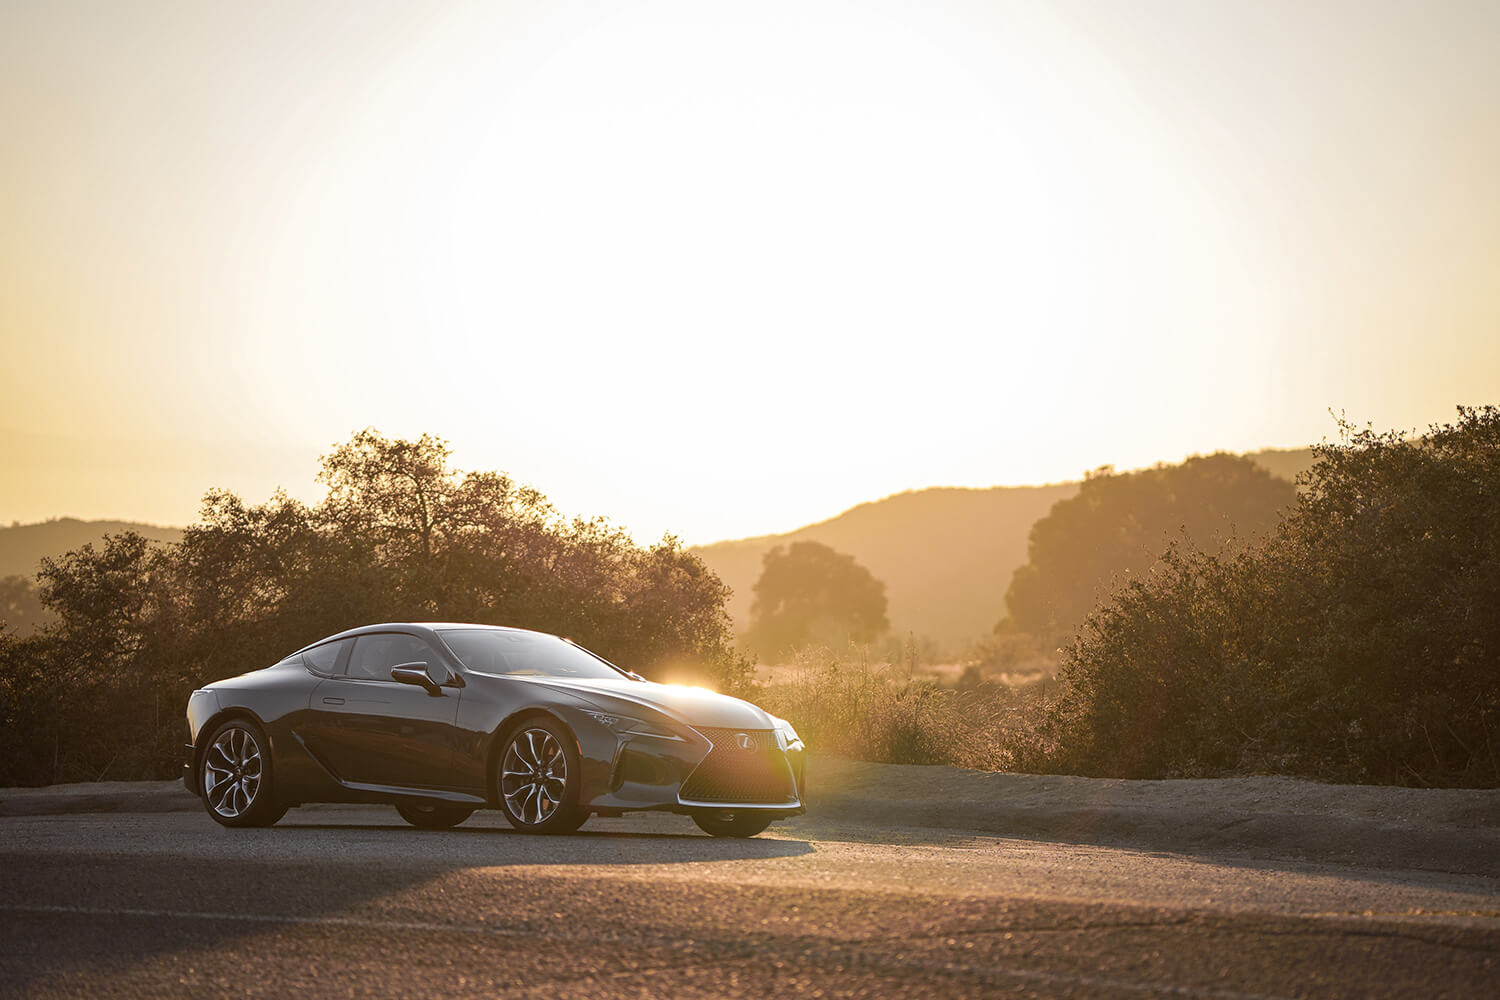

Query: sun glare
226;0;1268;540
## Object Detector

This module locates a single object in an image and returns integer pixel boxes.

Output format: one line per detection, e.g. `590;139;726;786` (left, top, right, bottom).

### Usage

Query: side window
303;639;350;676
346;633;437;682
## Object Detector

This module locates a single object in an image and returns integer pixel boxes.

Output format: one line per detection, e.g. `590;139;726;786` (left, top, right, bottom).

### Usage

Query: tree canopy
744;541;889;658
0;430;750;786
1002;453;1296;640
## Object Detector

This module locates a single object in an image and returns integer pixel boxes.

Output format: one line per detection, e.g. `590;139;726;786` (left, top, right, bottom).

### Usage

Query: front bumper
566;708;805;817
675;726;802;811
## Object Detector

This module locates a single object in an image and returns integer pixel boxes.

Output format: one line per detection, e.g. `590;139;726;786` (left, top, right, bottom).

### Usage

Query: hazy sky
3;0;1497;543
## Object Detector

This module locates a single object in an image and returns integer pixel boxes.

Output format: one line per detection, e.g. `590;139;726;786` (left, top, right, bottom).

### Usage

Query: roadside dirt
810;757;1500;875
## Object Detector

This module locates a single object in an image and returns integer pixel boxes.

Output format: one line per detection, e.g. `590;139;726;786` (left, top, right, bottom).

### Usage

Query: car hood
504;675;773;730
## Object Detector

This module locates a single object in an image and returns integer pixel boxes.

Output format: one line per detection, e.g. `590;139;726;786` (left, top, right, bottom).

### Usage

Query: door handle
321;696;345;706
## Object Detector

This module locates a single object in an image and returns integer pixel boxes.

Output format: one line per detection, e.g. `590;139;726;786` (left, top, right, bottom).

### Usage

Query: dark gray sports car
184;623;805;838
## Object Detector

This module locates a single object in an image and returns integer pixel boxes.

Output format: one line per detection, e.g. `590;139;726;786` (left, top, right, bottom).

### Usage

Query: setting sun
3;0;1498;545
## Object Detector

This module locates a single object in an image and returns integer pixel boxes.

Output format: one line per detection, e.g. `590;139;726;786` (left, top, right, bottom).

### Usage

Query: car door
306;631;467;792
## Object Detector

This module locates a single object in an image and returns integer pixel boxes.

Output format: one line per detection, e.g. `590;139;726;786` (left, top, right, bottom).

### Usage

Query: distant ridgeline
690;448;1315;653
0;519;184;635
0;518;185;578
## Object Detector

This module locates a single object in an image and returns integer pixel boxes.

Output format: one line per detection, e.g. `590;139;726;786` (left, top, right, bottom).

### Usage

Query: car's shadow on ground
268;811;816;864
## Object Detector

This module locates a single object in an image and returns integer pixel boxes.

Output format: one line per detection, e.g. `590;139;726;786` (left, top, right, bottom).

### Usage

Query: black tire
199;718;287;828
692;809;774;839
396;802;474;830
496;716;588;835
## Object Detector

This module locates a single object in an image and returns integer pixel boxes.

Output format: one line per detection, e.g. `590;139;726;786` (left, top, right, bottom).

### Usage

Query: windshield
438;629;626;680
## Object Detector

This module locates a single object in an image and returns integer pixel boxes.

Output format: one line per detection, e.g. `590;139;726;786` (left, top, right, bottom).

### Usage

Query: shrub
1039;407;1500;787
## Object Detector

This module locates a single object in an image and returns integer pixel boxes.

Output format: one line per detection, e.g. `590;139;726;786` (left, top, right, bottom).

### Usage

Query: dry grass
758;644;1055;771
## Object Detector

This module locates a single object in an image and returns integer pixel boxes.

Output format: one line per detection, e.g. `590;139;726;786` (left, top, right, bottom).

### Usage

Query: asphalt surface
2;804;1496;999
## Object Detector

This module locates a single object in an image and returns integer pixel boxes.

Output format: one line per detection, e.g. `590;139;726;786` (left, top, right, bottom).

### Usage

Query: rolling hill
690;448;1315;653
691;484;1076;654
0;518;184;579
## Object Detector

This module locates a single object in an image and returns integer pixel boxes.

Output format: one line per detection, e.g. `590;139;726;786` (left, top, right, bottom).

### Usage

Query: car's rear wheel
692;809;774;838
395;802;474;829
497;718;588;834
200;719;286;828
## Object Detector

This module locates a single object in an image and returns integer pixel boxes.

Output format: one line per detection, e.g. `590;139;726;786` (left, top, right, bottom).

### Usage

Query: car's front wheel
692;809;774;838
497;718;588;835
199;718;286;828
395;802;474;829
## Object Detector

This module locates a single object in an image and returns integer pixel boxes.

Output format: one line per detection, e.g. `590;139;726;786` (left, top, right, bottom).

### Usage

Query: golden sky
2;0;1497;543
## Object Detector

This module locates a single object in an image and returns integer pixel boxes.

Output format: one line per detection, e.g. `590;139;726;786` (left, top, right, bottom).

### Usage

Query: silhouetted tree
23;533;185;782
745;541;889;658
1002;453;1295;640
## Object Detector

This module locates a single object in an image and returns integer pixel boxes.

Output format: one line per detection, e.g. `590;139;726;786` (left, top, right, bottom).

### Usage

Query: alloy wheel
204;726;263;819
501;728;568;825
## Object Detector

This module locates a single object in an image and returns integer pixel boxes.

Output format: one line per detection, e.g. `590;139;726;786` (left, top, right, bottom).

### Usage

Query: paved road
1;806;1496;998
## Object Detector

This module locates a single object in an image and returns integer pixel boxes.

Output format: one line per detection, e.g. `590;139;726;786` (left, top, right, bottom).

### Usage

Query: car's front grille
680;727;797;804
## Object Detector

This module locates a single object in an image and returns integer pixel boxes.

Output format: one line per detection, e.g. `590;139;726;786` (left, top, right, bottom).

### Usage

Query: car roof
295;622;546;655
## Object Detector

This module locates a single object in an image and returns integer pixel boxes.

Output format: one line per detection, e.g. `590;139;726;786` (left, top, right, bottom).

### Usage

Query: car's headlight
769;714;804;752
584;710;682;741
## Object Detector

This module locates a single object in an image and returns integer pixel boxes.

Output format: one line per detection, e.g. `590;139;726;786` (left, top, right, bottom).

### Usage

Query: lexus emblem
734;732;756;751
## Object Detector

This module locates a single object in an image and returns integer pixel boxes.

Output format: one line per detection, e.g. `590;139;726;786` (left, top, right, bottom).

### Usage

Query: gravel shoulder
4;755;1497;876
812;757;1500;876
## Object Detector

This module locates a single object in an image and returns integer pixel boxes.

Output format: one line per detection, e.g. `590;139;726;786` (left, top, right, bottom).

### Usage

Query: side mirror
391;661;444;697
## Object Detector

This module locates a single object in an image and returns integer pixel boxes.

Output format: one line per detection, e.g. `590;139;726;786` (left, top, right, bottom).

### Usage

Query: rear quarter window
302;639;351;675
